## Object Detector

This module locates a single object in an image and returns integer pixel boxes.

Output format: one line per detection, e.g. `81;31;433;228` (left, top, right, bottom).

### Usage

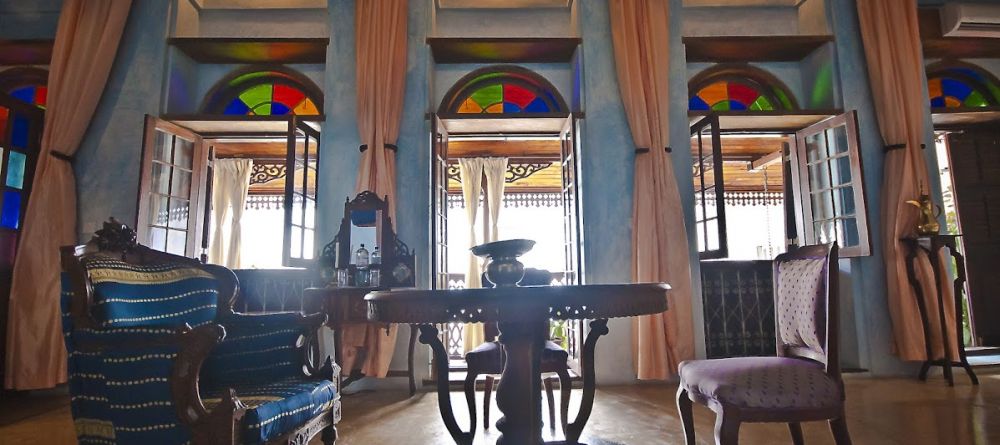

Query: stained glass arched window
439;66;567;115
926;62;1000;109
0;67;48;110
201;68;323;116
688;65;797;112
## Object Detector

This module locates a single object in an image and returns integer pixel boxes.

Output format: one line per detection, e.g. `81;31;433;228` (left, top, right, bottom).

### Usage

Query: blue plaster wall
0;0;62;40
163;62;326;114
75;0;172;239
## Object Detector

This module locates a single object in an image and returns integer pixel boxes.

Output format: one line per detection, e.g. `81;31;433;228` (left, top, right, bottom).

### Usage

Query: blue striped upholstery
203;379;337;444
203;313;307;387
82;256;218;328
62;274;192;445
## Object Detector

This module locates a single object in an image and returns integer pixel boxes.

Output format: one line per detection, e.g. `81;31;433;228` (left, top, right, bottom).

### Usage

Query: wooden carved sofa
60;219;341;444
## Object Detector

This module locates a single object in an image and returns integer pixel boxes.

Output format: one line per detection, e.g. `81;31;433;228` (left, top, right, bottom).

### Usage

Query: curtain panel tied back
856;0;959;361
4;0;132;390
341;0;409;379
609;0;695;380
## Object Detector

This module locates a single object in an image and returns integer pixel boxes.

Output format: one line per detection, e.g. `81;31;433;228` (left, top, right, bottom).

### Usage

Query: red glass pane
504;84;536;109
0;107;8;134
0;231;17;268
35;86;47;107
727;82;760;108
273;84;306;109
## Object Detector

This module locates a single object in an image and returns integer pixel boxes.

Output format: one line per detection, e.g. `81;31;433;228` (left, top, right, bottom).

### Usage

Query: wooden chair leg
544;375;556;430
464;371;478;438
789;422;804;445
484;375;495;430
830;415;852;445
322;424;337;445
556;367;572;434
714;410;740;445
675;387;695;445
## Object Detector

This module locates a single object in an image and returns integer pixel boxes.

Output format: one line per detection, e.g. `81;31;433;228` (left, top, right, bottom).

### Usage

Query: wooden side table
367;283;670;445
901;235;978;386
303;286;419;395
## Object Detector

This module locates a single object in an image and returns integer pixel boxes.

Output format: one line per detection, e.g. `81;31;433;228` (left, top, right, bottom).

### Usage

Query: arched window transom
202;68;322;116
926;62;1000;109
688;65;797;112
440;66;567;115
0;67;48;110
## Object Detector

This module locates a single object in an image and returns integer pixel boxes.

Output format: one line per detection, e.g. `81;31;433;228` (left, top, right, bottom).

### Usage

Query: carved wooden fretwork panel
249;162;287;185
446;162;554;184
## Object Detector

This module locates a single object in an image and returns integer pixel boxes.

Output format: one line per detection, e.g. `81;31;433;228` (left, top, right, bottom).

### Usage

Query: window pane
154;131;172;162
829;125;850;155
304;228;314;259
149;226;167;251
808;160;831;191
696;221;706;252
839;218;860;247
805;131;827;163
832;155;853;186
291;226;303;258
811;190;834;221
706;218;719;251
704;195;718;219
151;162;170;195
170;168;192;198
833;186;856;216
148;193;169;227
166;229;188;256
174;137;194;168
292;193;304;225
0;190;20;229
11;114;29;149
814;220;836;244
305;197;316;229
0;106;8;134
167;198;189;229
6;151;26;189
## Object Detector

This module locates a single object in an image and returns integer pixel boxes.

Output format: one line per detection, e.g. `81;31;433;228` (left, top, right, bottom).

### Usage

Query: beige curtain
3;0;132;390
459;158;486;352
340;0;409;379
209;159;253;269
609;0;694;380
857;0;958;361
483;157;508;242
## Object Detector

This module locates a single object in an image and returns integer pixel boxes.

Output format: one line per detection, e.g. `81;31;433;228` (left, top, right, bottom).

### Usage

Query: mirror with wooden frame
319;191;415;287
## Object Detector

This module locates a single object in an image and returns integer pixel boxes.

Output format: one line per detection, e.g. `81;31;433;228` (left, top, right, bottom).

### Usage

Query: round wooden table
366;283;670;445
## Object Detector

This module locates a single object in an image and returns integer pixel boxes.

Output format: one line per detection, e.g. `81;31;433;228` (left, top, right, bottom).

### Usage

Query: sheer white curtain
209;159;253;268
458;158;486;352
483;157;508;242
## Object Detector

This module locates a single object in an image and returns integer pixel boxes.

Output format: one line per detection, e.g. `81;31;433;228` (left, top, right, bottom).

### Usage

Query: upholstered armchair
676;244;851;445
60;219;340;445
464;268;571;434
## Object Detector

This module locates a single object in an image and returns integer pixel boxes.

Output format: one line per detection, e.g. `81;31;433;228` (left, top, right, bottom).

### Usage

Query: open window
137;115;322;266
690;114;728;259
791;111;870;257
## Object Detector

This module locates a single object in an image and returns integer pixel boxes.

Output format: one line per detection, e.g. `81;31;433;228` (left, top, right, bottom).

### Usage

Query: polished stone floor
1;372;996;444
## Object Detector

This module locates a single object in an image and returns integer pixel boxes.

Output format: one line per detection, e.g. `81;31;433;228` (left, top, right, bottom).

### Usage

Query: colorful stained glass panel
0;106;8;134
6;151;25;189
221;75;319;116
928;68;999;109
1;190;21;229
691;80;776;112
11;114;29;148
456;82;552;114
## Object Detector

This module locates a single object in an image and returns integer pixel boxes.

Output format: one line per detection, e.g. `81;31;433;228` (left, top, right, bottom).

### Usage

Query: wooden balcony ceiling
448;139;561;159
692;135;787;192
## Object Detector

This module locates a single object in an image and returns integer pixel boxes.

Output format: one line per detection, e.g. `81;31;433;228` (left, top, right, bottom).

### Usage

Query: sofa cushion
203;379;337;444
679;357;840;411
83;256;218;328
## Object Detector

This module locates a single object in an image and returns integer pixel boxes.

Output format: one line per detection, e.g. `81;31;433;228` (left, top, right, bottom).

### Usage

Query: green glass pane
251;102;273;115
239;84;273;112
711;100;731;111
774;88;793;109
469;84;502;110
750;96;774;111
6;151;26;189
964;90;988;108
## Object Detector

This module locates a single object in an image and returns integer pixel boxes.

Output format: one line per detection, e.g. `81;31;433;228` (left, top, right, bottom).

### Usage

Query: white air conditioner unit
941;3;1000;38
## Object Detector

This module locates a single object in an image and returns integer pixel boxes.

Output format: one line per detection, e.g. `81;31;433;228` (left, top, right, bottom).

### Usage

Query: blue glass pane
270;102;290;115
729;101;747;111
11;114;29;148
1;191;21;229
523;98;550;113
10;87;34;104
930;97;946;108
223;98;250;115
6;151;25;189
503;102;521;113
689;96;709;111
941;78;973;100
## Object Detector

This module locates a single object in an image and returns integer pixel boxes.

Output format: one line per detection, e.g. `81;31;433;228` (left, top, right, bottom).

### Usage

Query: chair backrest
772;243;839;379
482;268;553;340
61;219;239;330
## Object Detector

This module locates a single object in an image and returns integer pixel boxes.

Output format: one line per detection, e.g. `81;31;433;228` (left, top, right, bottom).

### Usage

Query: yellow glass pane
927;78;943;99
698;81;729;108
945;96;962;108
293;98;320;115
485;103;504;113
458;98;481;113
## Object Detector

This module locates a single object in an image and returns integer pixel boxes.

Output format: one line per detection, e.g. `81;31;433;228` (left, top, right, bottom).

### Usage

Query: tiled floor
1;371;997;444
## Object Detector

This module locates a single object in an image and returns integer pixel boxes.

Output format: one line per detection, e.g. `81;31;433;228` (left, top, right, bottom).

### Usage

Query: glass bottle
370;246;381;287
355;244;370;268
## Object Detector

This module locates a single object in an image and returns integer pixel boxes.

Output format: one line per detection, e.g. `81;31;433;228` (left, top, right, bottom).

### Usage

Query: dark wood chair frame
61;219;341;445
677;243;851;445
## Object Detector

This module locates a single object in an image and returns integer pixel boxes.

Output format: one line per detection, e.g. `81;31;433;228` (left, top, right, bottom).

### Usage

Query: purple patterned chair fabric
676;244;851;445
679;357;840;411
